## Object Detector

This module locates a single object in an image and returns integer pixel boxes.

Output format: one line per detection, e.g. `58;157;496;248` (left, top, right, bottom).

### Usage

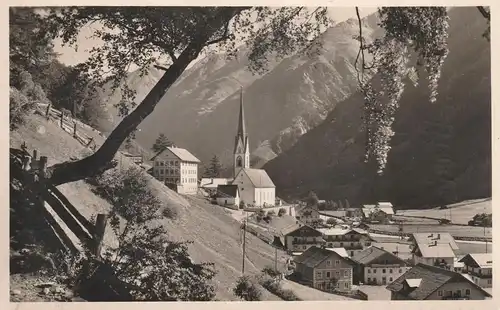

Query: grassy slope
397;198;492;225
10;114;287;301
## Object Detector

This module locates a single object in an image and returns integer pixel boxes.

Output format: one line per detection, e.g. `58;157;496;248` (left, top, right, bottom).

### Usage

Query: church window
236;156;242;167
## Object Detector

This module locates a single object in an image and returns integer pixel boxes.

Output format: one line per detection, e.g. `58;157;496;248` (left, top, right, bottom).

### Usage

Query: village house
317;228;374;257
296;205;321;226
362;202;395;223
230;89;276;207
150;146;201;195
409;233;459;270
459;253;493;288
282;224;325;253
318;210;347;219
345;208;363;218
215;184;240;209
351;246;412;285
121;151;143;165
293;246;355;293
200;178;229;195
386;263;492;300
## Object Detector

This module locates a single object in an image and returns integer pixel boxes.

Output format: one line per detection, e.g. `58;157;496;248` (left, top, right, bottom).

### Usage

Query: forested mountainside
264;7;491;209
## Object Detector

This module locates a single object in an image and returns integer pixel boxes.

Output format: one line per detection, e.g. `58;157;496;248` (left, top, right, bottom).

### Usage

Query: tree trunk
46;42;205;185
45;7;247;186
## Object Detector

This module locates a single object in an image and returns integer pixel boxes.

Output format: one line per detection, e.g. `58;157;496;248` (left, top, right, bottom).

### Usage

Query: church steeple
234;87;250;178
237;86;246;137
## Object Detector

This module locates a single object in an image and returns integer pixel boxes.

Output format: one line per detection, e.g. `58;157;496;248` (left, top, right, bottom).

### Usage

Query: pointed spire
237;86;246;137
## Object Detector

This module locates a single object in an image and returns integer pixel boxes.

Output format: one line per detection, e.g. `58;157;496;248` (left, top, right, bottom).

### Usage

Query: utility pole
274;246;278;273
242;210;247;275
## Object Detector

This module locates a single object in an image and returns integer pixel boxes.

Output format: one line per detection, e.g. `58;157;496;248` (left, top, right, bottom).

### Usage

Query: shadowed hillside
264;7;491;209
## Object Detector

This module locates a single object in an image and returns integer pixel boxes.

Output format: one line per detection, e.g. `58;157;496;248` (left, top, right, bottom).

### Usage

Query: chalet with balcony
409;233;459;270
351;246;412;285
318;228;374;257
296;205;321;226
362;202;395;223
283;224;325;253
294;246;356;293
386;263;492;300
459;253;493;288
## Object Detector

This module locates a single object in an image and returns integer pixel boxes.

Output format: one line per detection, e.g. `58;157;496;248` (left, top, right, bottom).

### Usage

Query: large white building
230;89;276;207
151;146;201;195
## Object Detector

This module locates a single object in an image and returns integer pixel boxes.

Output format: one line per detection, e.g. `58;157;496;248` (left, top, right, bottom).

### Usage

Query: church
226;88;276;208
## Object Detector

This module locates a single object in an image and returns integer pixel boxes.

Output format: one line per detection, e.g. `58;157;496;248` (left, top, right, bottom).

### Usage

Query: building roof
150;147;201;163
294;246;352;268
326;248;349;258
319;210;347;217
459;253;493;268
411;233;459;251
386;263;492;300
415;243;456;259
351;246;408;266
240;168;275;188
317;227;371;237
283;225;323;237
200;178;228;188
216;185;239;198
362;203;394;216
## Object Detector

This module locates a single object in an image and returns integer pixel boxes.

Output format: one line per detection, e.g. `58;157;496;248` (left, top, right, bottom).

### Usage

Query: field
397;199;492;225
10;114;287;301
369;224;492;239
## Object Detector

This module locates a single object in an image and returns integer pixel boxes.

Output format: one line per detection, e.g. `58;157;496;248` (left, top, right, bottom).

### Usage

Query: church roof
150;147;201;163
240;168;275;188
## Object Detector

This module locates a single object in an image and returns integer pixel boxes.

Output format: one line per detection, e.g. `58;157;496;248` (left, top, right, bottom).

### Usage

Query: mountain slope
10;113;287;301
100;15;381;167
263;7;491;208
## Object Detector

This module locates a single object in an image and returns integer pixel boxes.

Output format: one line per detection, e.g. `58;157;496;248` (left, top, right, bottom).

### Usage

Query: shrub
261;279;301;301
233;276;262;301
77;166;216;301
267;210;276;216
261;266;280;278
278;208;286;217
258;209;266;217
263;215;272;223
326;218;337;226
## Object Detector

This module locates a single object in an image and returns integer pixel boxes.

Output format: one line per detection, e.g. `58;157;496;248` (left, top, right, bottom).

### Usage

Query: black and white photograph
9;3;493;303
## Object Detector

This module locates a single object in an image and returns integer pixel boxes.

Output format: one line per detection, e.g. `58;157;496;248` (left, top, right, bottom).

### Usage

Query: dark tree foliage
151;133;174;153
204;155;223;178
233;276;262;301
79;166;217;301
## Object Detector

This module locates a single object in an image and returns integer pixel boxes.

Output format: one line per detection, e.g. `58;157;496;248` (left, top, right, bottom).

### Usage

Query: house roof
416;243;456;259
386;263;492;300
150;147;201;163
326;248;349;258
317;228;371;238
351;246;408;266
362;204;394;216
411;233;459;251
283;225;323;237
459;253;493;268
216;185;239;198
294;246;351;268
200;178;228;188
319;210;347;217
239;168;275;188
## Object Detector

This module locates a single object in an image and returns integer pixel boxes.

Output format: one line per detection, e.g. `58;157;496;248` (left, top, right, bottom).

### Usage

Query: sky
53;7;378;69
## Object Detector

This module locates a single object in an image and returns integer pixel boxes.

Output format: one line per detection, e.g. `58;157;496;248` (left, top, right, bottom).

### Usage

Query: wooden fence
11;145;108;257
37;103;99;151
